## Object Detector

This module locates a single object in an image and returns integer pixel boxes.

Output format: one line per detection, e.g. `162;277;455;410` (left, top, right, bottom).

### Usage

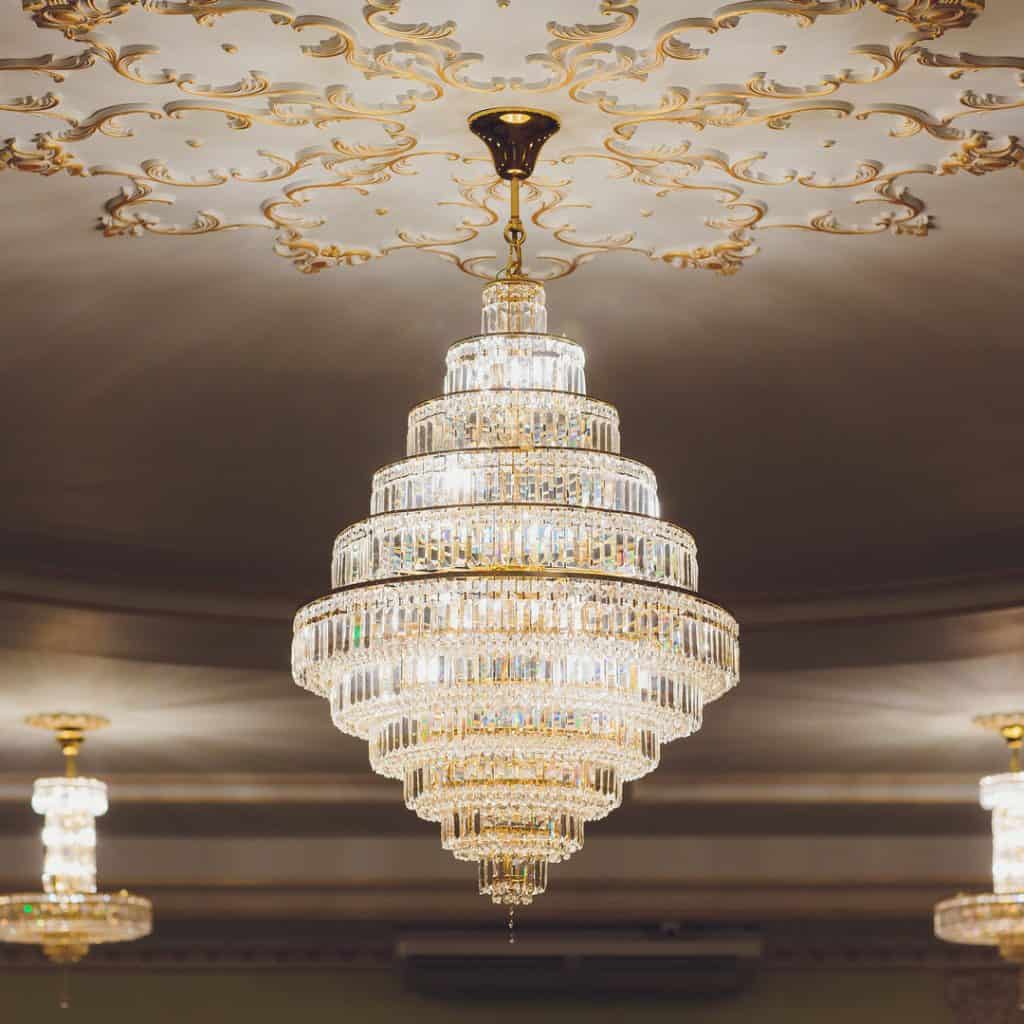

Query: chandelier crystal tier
0;714;152;964
935;714;1024;973
292;108;740;907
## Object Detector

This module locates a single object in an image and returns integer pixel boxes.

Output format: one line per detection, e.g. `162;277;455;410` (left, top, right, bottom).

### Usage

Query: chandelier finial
468;107;560;279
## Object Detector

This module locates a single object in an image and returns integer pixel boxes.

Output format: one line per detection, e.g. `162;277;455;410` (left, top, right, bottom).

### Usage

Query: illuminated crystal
292;280;740;905
32;777;107;895
0;892;151;964
0;717;152;964
936;763;1024;960
982;774;1024;895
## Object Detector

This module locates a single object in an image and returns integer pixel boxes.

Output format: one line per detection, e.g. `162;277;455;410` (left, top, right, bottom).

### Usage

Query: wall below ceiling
0;958;1003;1024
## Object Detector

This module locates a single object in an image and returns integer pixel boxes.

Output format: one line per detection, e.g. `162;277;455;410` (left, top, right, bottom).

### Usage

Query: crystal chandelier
292;109;740;907
0;714;152;964
935;714;1024;976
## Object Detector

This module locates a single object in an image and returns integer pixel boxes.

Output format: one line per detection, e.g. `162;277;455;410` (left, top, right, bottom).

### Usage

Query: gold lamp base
976;713;1024;772
26;712;110;736
975;712;1024;740
42;940;89;966
26;712;110;771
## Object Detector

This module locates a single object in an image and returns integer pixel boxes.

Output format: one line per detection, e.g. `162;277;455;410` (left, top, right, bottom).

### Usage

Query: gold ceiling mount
26;712;109;777
975;712;1024;773
469;107;560;279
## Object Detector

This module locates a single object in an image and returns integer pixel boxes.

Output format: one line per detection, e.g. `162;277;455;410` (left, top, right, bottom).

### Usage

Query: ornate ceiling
0;1;1023;947
1;0;1021;278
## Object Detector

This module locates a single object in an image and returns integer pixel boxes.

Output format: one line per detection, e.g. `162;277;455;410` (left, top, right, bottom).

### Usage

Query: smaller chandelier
935;713;1024;978
0;714;152;965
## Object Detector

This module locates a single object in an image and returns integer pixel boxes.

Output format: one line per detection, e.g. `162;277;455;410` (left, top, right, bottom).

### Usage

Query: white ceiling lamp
292;108;740;913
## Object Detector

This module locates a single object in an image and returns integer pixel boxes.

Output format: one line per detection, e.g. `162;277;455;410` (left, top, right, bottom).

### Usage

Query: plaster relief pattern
0;0;1021;277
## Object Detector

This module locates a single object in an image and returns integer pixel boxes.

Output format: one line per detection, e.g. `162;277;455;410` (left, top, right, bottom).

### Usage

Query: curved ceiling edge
0;568;1022;669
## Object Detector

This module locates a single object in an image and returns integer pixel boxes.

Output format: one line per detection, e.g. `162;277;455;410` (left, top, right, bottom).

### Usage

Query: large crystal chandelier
936;714;1024;985
0;714;151;965
292;109;740;907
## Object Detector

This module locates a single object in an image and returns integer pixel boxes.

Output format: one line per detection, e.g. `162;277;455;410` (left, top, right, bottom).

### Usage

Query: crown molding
1;565;1021;639
0;771;984;806
0;834;992;915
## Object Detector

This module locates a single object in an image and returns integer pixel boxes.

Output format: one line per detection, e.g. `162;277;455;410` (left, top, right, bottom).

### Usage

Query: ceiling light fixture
0;714;152;967
936;713;1024;991
291;108;740;911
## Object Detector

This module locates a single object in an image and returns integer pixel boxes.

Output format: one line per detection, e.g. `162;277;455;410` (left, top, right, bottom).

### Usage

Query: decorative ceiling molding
0;879;989;922
0;566;1021;673
0;0;1021;278
0;770;984;806
0;833;995;924
0;832;994;891
946;969;1024;1024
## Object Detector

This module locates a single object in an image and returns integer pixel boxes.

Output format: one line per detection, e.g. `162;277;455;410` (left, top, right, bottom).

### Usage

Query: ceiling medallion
292;108;740;912
0;1;1021;278
935;714;1024;989
0;714;152;970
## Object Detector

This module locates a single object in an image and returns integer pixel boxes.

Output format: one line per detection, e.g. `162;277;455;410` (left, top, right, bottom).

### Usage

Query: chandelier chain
502;178;525;279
